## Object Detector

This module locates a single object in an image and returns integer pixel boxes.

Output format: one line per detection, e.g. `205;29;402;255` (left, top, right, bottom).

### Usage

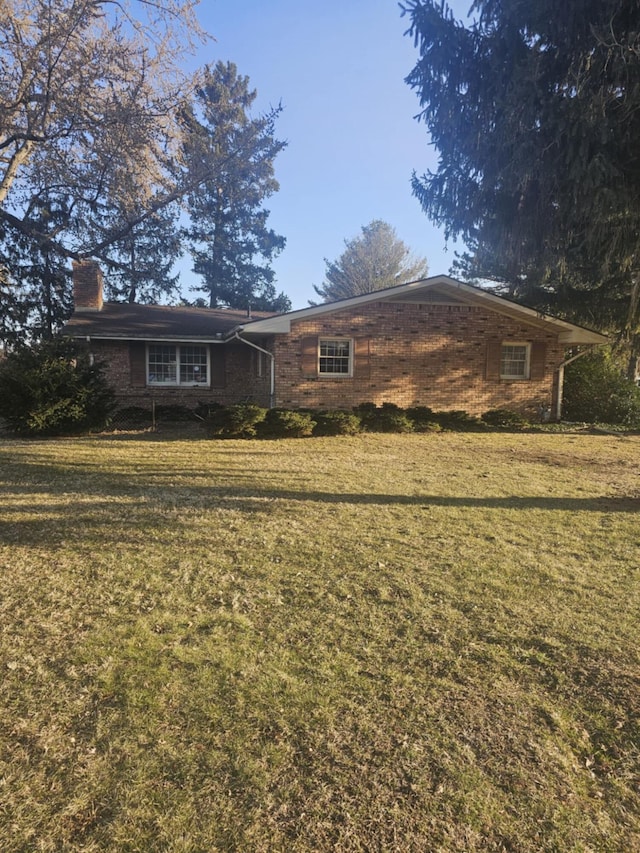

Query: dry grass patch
0;432;639;851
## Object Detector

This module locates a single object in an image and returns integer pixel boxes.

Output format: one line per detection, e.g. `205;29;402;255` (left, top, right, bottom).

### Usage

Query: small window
319;338;352;376
148;344;209;386
500;343;531;380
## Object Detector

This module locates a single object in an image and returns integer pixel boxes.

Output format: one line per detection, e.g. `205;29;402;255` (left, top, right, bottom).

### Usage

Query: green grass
0;431;638;852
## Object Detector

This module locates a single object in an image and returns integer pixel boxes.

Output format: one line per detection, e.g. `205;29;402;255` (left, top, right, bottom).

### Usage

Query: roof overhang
239;275;608;345
77;335;228;344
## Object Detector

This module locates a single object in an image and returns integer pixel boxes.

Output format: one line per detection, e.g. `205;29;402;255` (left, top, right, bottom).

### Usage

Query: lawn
0;431;638;852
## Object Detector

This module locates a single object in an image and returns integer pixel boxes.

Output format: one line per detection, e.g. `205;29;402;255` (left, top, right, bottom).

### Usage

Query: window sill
317;374;353;379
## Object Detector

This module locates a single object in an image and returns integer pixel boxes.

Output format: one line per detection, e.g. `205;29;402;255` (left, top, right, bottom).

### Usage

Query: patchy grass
0;432;639;852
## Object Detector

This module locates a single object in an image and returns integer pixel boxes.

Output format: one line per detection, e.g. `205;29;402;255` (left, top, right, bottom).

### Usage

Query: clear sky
186;0;470;309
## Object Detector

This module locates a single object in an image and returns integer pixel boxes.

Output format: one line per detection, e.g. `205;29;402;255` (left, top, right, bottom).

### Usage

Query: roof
63;302;275;342
63;276;608;346
240;275;608;345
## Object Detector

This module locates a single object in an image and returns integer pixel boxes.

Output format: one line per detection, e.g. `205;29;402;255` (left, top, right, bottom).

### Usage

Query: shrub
355;402;413;433
154;404;198;422
0;338;115;435
352;402;378;429
194;401;224;420
432;409;483;431
406;405;441;432
563;348;640;425
257;408;316;438
312;410;362;436
481;408;529;429
204;403;267;438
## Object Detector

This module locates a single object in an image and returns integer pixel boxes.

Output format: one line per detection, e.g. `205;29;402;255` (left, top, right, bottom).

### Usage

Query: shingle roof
63;302;275;341
242;275;608;345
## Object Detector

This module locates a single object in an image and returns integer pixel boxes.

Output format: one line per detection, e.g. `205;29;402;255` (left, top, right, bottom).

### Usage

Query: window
500;343;531;380
147;344;209;386
319;338;352;376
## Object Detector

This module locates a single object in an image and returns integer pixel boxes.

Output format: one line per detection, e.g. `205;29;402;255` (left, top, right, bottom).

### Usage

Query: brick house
63;260;607;419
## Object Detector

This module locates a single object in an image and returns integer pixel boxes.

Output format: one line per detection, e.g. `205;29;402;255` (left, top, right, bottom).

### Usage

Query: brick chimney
72;260;104;311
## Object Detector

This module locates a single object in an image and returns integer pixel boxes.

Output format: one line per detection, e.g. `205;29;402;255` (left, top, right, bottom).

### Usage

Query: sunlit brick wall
272;302;563;417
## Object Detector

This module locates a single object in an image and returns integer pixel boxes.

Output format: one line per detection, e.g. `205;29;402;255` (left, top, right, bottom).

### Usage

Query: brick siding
90;340;271;410
272;302;563;417
89;302;564;418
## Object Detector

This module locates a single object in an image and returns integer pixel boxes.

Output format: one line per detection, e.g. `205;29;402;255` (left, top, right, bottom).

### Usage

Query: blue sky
187;0;470;308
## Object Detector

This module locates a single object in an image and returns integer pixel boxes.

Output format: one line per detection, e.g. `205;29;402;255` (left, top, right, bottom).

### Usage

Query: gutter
231;331;275;408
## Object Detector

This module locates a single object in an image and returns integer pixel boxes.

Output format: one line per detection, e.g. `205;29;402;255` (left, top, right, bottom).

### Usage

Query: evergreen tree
0;337;115;435
0;209;71;346
402;0;640;369
102;205;182;304
313;220;429;303
183;62;290;312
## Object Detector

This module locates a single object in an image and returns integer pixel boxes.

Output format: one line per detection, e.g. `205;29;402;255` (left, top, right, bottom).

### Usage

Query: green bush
354;402;413;433
257;408;316;438
204;403;267;438
563;349;640;425
481;408;529;429
406;405;441;432
312;410;362;436
0;338;115;435
154;404;199;423
432;409;483;431
352;402;378;428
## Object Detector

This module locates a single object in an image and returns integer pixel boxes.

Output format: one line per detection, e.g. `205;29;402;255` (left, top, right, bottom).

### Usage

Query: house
63;260;607;419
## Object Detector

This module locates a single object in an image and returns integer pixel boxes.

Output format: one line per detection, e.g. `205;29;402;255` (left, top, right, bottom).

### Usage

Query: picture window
147;344;209;386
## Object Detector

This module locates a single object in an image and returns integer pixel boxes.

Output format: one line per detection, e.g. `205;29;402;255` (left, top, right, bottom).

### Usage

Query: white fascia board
240;274;608;344
72;334;227;344
557;329;609;345
239;276;457;333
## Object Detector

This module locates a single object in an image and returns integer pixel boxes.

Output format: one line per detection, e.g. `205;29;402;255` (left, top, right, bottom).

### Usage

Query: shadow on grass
1;487;637;547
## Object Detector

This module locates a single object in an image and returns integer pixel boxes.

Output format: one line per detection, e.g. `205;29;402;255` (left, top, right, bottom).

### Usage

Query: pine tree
184;62;290;312
313;220;429;303
102;206;182;304
402;0;640;370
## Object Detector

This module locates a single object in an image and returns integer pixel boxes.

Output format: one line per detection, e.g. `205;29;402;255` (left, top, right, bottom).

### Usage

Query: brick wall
272;302;563;417
90;340;271;410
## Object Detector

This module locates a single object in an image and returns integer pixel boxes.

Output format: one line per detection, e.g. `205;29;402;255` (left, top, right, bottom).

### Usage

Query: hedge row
201;403;530;440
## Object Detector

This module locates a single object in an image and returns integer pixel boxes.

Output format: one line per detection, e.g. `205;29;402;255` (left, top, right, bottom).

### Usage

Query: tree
0;0;205;266
0;337;115;434
402;0;640;370
563;347;640;425
0;208;72;346
183;61;290;312
312;220;429;303
102;205;182;304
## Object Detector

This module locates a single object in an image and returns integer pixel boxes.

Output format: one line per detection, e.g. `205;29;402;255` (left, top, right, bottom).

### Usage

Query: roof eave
240;275;609;342
68;333;228;344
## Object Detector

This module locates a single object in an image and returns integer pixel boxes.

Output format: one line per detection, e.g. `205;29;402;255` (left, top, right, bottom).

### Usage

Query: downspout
231;331;275;408
555;347;599;422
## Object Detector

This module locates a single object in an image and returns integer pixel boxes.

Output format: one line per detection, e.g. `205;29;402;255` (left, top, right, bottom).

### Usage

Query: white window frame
318;337;353;377
500;342;531;380
147;343;211;387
